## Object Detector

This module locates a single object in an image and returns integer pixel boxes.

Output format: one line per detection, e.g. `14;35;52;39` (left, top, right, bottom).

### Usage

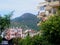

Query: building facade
45;0;60;15
22;29;37;38
37;2;48;26
5;28;23;40
1;28;38;40
37;0;60;23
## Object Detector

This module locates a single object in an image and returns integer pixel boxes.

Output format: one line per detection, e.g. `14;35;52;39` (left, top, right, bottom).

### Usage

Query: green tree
40;15;60;45
18;39;24;45
31;35;41;45
24;32;32;45
0;36;2;43
0;11;14;34
31;34;52;45
0;11;14;43
18;32;32;45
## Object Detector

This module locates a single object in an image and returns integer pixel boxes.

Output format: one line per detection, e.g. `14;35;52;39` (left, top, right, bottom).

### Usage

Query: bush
0;36;2;43
40;15;60;45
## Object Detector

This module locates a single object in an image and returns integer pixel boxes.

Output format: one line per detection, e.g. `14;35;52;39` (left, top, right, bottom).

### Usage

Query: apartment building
37;2;47;18
45;0;60;15
4;28;23;40
37;0;60;22
1;28;38;40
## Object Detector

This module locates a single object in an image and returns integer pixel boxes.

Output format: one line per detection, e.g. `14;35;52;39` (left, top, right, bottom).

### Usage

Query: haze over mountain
11;13;39;30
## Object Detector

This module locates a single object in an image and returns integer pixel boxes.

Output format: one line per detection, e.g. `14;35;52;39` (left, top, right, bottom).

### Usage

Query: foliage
31;34;52;45
0;11;13;33
0;15;10;33
40;15;60;45
57;6;60;15
17;34;52;45
0;36;2;43
12;38;21;45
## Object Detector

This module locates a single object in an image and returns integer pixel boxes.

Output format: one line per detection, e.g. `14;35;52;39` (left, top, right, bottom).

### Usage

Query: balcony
49;1;60;8
37;2;48;9
45;5;52;10
37;12;46;18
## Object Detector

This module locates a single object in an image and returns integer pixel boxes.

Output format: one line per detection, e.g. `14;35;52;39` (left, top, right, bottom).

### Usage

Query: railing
49;1;60;7
45;5;52;10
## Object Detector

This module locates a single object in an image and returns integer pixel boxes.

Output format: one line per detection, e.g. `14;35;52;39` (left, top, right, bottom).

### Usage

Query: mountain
11;13;39;30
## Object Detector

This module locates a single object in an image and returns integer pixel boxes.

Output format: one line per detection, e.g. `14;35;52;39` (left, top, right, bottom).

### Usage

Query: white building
22;29;37;38
1;28;39;40
4;28;23;40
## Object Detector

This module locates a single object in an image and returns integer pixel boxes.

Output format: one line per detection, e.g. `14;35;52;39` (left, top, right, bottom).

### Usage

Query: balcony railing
45;1;60;10
49;1;60;7
37;2;48;9
45;5;52;10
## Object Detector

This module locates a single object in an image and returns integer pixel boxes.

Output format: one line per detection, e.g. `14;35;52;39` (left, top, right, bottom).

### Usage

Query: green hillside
11;13;39;30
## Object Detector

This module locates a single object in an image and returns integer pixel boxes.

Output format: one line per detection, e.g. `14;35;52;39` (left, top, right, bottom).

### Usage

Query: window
40;6;44;10
17;34;21;37
53;0;57;1
18;30;21;32
48;0;51;2
11;34;15;36
11;30;14;32
49;10;51;13
53;8;56;14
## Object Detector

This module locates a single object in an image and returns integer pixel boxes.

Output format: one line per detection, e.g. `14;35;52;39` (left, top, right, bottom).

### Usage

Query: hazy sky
0;0;44;19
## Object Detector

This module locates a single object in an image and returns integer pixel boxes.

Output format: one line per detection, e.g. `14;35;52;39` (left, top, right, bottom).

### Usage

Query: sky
0;0;44;19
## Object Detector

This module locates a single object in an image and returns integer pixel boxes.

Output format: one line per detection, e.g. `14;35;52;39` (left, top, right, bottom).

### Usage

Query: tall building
37;2;48;25
45;0;60;15
37;0;60;22
37;0;60;26
37;2;47;19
